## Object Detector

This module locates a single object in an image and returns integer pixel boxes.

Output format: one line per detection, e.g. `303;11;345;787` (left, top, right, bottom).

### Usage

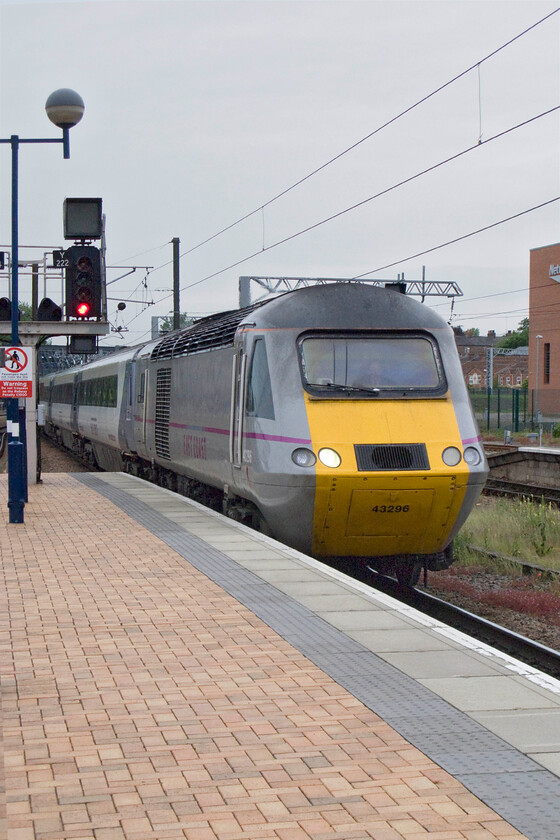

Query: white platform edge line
94;472;560;696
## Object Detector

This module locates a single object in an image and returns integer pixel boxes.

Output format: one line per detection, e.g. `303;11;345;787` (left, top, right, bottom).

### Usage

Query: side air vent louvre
151;302;267;361
155;368;172;459
354;443;430;471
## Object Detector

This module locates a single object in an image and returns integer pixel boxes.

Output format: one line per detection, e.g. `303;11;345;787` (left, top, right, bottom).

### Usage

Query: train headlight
442;446;462;466
463;446;482;466
291;448;317;467
318;448;341;468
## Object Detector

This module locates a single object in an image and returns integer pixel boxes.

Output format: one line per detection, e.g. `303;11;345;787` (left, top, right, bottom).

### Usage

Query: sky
0;0;559;349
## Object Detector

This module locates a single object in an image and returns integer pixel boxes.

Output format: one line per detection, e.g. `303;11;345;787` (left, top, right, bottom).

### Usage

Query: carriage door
132;356;151;459
229;350;247;468
121;360;135;451
71;372;82;433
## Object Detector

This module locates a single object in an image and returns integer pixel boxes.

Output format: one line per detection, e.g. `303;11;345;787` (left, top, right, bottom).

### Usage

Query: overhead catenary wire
433;287;560;327
139;6;559;277
144;106;558;304
108;275;560;341
456;296;560;324
106;8;560;337
430;278;560;313
111;204;560;337
353;197;560;279
126;195;559;327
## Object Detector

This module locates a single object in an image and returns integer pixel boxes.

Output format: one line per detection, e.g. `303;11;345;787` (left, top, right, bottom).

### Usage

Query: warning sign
0;346;33;398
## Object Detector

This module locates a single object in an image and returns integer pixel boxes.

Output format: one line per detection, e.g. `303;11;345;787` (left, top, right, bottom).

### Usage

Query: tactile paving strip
78;473;560;840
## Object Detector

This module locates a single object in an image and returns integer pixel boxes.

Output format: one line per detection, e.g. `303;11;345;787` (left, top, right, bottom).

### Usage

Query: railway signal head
65;245;102;319
0;297;11;321
37;297;63;322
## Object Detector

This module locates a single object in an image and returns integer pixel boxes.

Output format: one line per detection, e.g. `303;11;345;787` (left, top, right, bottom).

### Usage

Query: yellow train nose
312;472;466;557
305;397;469;560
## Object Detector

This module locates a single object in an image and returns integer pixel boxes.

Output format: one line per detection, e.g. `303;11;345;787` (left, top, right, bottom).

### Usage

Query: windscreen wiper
322;382;381;395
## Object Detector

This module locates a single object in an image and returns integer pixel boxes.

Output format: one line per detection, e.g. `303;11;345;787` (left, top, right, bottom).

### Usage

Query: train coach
40;282;488;584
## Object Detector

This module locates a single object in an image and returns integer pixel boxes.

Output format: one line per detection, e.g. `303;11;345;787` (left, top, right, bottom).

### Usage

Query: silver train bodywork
40;284;488;583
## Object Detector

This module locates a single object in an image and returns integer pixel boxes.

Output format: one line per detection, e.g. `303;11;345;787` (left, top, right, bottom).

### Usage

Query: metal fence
469;388;560;433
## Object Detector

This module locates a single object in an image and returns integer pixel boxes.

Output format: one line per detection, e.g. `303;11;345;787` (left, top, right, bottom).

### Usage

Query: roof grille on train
354;443;430;471
151;301;267;361
155;368;172;460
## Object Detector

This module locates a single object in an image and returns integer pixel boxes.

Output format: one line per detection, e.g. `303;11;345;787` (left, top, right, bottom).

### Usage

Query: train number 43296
371;505;410;513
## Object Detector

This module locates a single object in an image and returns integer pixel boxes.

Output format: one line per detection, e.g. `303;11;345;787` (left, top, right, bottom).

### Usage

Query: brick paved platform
0;473;531;839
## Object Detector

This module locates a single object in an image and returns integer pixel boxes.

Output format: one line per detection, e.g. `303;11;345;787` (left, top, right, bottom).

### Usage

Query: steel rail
484;476;560;506
362;570;560;679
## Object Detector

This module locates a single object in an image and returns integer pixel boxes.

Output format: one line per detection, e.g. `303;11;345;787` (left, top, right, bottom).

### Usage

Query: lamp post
1;89;84;523
535;334;543;428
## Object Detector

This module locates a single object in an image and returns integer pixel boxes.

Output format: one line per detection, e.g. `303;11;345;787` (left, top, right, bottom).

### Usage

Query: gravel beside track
0;433;92;474
38;434;93;473
418;571;560;652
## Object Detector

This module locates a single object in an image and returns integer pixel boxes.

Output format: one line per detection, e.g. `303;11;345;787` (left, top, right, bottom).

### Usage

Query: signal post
1;198;109;506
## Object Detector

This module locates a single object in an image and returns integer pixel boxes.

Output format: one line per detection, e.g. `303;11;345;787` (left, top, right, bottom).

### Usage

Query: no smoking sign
1;346;33;398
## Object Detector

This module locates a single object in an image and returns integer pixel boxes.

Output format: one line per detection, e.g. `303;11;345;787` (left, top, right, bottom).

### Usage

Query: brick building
454;331;497;387
453;330;528;389
529;242;560;417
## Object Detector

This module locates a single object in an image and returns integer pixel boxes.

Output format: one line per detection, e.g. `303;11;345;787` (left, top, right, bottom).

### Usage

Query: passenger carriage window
109;376;117;407
246;338;275;419
79;375;118;407
53;382;73;404
299;333;444;396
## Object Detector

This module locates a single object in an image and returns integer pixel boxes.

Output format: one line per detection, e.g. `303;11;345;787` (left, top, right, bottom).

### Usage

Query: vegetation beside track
421;494;560;649
456;495;560;570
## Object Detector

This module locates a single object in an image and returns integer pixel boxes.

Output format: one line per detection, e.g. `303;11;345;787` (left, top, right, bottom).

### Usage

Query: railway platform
1;472;560;840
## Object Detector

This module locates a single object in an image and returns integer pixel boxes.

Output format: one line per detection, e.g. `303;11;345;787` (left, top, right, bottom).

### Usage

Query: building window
544;343;550;384
469;373;480;385
517;376;522;385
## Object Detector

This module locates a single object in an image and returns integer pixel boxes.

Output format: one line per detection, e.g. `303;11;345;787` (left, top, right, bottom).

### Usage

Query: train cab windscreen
299;334;445;395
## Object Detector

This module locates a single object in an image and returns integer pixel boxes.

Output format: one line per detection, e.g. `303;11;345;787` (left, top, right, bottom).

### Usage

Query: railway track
484;475;560;506
361;569;560;679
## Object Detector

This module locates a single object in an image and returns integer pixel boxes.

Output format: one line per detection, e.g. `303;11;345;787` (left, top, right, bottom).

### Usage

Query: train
39;282;488;585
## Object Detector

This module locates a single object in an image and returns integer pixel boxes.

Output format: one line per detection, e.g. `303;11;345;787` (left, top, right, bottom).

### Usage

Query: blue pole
62;126;70;159
1;91;83;524
11;137;19;345
7;134;26;523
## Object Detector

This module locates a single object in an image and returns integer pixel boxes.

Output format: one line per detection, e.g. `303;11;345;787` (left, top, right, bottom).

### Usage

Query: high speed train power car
39;282;488;584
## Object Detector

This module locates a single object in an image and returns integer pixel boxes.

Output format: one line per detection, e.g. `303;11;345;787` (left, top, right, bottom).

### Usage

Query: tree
18;302;32;321
1;302;51;343
1;301;31;342
497;318;529;349
452;325;479;337
158;312;194;333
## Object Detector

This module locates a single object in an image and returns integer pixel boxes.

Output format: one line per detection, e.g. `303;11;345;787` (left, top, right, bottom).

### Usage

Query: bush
553;423;560;438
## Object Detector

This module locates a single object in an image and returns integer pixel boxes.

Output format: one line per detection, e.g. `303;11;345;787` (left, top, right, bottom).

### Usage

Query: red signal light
76;301;91;318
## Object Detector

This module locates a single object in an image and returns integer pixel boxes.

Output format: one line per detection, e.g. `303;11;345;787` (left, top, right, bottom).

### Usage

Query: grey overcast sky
1;0;559;347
